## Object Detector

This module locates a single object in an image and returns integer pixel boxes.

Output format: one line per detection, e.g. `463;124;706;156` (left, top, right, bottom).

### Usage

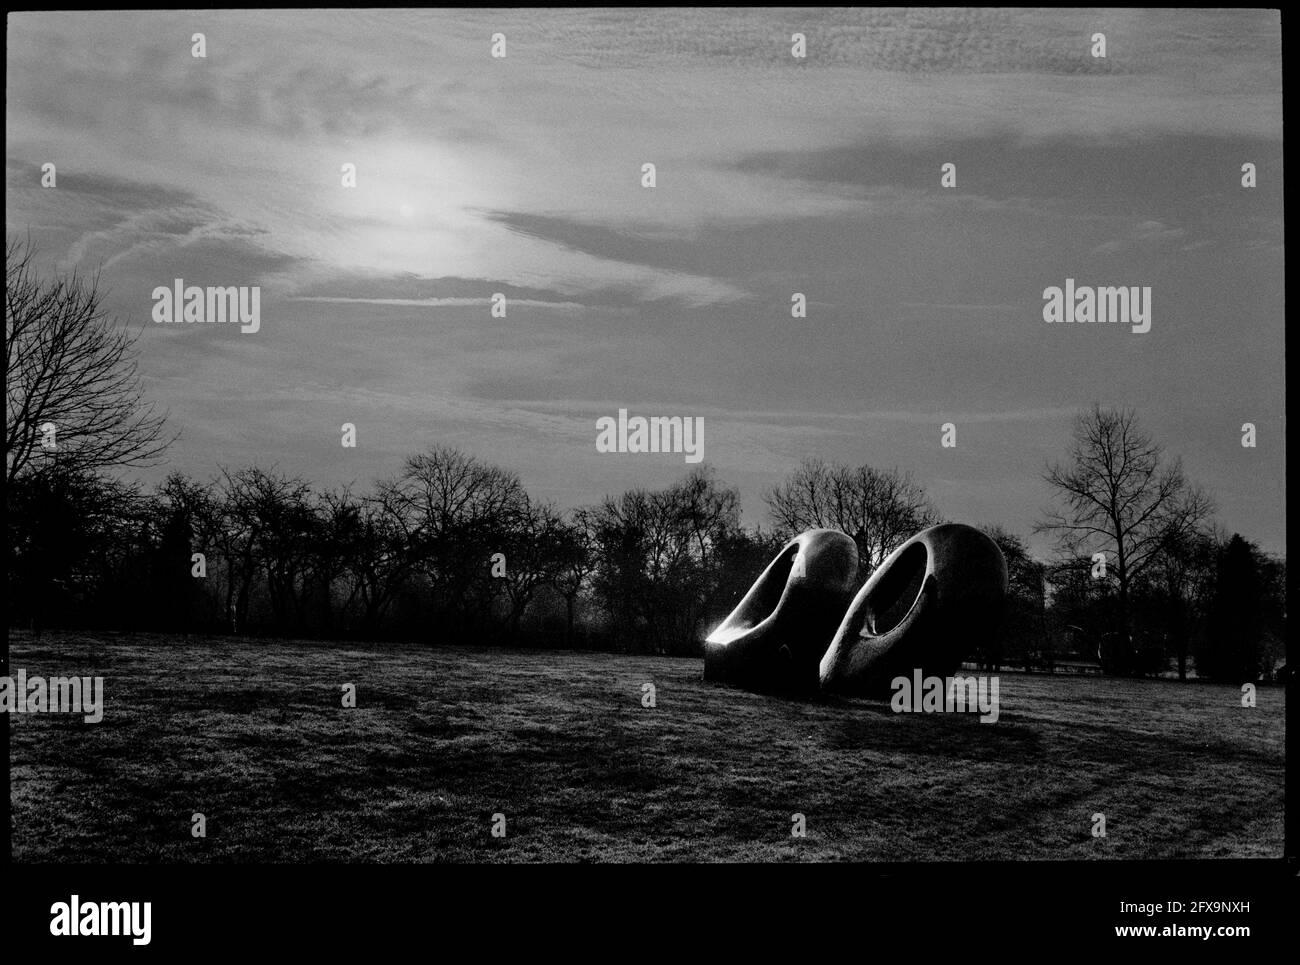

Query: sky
6;9;1285;557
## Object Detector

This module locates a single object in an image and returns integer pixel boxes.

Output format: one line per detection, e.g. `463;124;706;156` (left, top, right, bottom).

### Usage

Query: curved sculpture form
820;523;1007;698
704;529;859;696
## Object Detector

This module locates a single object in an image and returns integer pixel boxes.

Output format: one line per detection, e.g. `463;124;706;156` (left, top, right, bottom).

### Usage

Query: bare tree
1146;524;1220;680
5;236;173;484
312;487;368;635
235;468;318;633
586;467;743;654
551;512;597;647
341;489;418;636
765;458;941;572
979;525;1047;671
152;471;221;631
377;446;529;633
496;498;565;637
1035;404;1214;673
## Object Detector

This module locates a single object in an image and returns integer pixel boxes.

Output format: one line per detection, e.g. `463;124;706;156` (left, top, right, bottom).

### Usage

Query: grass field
7;630;1285;862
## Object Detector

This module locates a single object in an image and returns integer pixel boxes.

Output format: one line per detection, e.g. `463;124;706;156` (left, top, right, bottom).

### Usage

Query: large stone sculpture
819;523;1008;698
704;528;859;696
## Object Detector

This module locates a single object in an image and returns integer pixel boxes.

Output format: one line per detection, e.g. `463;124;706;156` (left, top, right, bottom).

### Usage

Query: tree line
6;435;1285;683
7;452;777;655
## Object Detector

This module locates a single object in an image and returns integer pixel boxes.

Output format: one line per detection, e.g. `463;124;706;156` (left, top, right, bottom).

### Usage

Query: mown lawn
7;630;1285;862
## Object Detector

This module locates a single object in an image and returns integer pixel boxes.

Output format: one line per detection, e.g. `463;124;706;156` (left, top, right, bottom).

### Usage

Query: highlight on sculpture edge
703;527;858;695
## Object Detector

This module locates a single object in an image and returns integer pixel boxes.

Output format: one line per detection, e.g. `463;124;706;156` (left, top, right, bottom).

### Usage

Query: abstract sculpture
704;528;859;696
819;523;1008;697
703;522;1007;700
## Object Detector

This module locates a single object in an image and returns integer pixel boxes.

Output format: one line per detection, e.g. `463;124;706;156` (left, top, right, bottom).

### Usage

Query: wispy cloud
289;295;591;313
1092;219;1187;255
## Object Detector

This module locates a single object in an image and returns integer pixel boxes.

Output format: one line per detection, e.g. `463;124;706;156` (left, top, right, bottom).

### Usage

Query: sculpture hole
866;544;928;635
739;543;797;628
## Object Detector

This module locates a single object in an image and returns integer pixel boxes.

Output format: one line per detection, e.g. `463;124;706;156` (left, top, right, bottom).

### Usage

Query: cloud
4;10;1284;555
1092;219;1187;254
289;295;590;313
